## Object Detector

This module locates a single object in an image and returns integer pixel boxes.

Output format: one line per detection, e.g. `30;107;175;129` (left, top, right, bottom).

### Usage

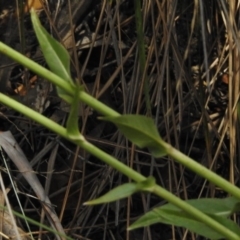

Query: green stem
163;141;240;199
0;43;73;93
78;90;120;117
0;42;120;118
1;41;240;239
153;186;240;240
0;94;67;135
0;94;239;239
134;0;151;114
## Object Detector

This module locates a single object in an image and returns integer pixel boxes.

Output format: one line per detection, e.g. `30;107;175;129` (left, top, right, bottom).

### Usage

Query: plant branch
0;42;120;118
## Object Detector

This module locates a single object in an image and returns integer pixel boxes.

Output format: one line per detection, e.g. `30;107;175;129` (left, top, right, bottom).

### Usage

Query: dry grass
0;0;240;239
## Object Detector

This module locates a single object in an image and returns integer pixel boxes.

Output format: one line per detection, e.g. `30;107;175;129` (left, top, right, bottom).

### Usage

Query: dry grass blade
1;0;240;239
227;1;240;186
0;131;65;239
0;177;31;239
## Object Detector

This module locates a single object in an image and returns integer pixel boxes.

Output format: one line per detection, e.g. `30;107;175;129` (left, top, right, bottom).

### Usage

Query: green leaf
66;85;84;140
161;197;240;217
209;213;240;238
84;177;156;205
101;115;166;157
161;210;240;239
129;197;240;239
30;9;73;103
136;176;156;192
84;182;139;205
129;209;224;239
129;208;222;239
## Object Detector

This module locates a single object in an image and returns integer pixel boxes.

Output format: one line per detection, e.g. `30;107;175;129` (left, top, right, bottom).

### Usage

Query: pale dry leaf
2;210;31;240
0;190;31;239
0;131;65;239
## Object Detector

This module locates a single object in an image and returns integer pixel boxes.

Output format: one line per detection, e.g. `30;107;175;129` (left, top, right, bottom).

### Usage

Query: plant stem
0;94;68;135
134;0;151;114
152;186;240;240
0;43;73;93
78;90;120;117
163;141;240;200
0;94;239;239
0;42;120;118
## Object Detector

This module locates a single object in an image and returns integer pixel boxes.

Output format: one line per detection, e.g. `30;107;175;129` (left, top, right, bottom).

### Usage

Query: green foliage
0;9;240;240
31;9;84;140
134;0;151;114
85;182;139;205
66;85;85;140
129;197;240;239
129;207;240;239
101;115;166;157
31;9;73;104
85;177;156;205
